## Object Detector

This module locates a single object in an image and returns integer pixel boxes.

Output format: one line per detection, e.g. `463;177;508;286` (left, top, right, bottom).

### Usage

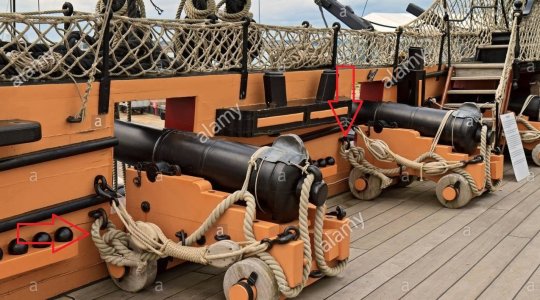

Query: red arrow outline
16;214;90;253
330;65;364;137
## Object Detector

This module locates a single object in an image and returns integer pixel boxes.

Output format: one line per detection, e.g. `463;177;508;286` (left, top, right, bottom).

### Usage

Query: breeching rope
92;147;347;297
517;95;540;143
341;111;501;196
176;0;252;21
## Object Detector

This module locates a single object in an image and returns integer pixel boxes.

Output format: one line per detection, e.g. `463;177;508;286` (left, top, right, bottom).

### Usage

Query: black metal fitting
62;2;74;30
326;206;347;220
309;270;324;278
175;230;187;245
302;21;310;28
214;234;231;241
260;226;300;250
196;235;207;246
94;175;119;206
461;155;484;167
88;208;109;230
141;201;151;213
331;22;341;68
239;17;252;100
246;272;258;286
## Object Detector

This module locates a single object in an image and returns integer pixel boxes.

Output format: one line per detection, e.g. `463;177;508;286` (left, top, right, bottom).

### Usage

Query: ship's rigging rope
92;147;347;297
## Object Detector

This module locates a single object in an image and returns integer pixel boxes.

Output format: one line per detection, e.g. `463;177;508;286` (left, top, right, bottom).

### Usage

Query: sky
1;0;434;26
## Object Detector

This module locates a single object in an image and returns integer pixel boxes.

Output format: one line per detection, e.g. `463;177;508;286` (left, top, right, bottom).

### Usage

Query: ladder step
451;76;501;81
452;63;505;69
477;44;509;49
447;89;497;95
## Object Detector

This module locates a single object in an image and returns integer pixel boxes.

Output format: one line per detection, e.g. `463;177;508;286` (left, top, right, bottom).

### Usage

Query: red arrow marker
330;65;364;137
16;214;90;253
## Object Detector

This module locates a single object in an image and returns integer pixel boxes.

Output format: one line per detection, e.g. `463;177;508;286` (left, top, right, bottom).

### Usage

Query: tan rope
70;0;114;121
92;143;348;296
341;124;502;197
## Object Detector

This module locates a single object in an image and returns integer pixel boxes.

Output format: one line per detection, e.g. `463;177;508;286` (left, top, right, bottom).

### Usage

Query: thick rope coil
177;0;217;19
5;50;62;73
254;173;313;298
517;95;540;143
313;205;348;276
91;217;160;273
216;0;252;22
176;0;252;21
480;125;502;192
96;0;146;17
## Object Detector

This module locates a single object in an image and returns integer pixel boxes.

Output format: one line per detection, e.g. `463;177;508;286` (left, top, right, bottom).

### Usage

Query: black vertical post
239;18;251;100
98;7;113;114
331;22;341;69
437;32;446;73
443;0;452;68
500;0;510;29
392;27;403;74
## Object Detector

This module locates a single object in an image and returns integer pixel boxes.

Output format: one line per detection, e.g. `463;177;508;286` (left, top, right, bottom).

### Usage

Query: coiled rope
517;95;540;143
96;0;146;17
342;113;501;197
92;145;347;296
176;0;252;21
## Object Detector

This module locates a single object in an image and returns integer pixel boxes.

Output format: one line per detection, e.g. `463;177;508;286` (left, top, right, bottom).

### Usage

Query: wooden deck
59;162;540;300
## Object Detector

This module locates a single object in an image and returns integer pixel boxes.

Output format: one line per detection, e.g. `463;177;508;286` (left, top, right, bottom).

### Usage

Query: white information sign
500;113;530;182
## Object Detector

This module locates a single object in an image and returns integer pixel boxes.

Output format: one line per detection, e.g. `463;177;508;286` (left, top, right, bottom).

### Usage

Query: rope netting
519;1;540;62
0;0;537;83
0;11;101;82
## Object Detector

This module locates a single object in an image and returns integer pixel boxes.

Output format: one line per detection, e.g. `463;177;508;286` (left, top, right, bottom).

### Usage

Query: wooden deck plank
348;193;432;243
402;186;540;299
298;196;456;299
479;232;540;299
440;235;530;299
511;204;540;238
515;265;540;299
127;272;212;300
329;204;506;299
167;274;225;299
363;170;539;299
67;279;119;300
94;264;207;300
351;198;443;250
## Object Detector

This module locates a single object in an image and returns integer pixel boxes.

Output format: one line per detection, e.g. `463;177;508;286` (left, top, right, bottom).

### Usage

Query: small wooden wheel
436;174;473;209
532;144;540;167
223;258;279;300
110;260;157;292
348;168;383;201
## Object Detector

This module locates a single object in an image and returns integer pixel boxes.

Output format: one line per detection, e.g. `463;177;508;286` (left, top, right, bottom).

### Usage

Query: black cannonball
8;238;29;255
32;232;52;248
317;158;327;168
54;227;73;242
326;156;336;166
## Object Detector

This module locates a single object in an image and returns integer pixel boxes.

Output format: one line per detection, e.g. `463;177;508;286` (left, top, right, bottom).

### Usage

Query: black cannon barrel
508;95;540;122
354;101;487;154
114;121;327;223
